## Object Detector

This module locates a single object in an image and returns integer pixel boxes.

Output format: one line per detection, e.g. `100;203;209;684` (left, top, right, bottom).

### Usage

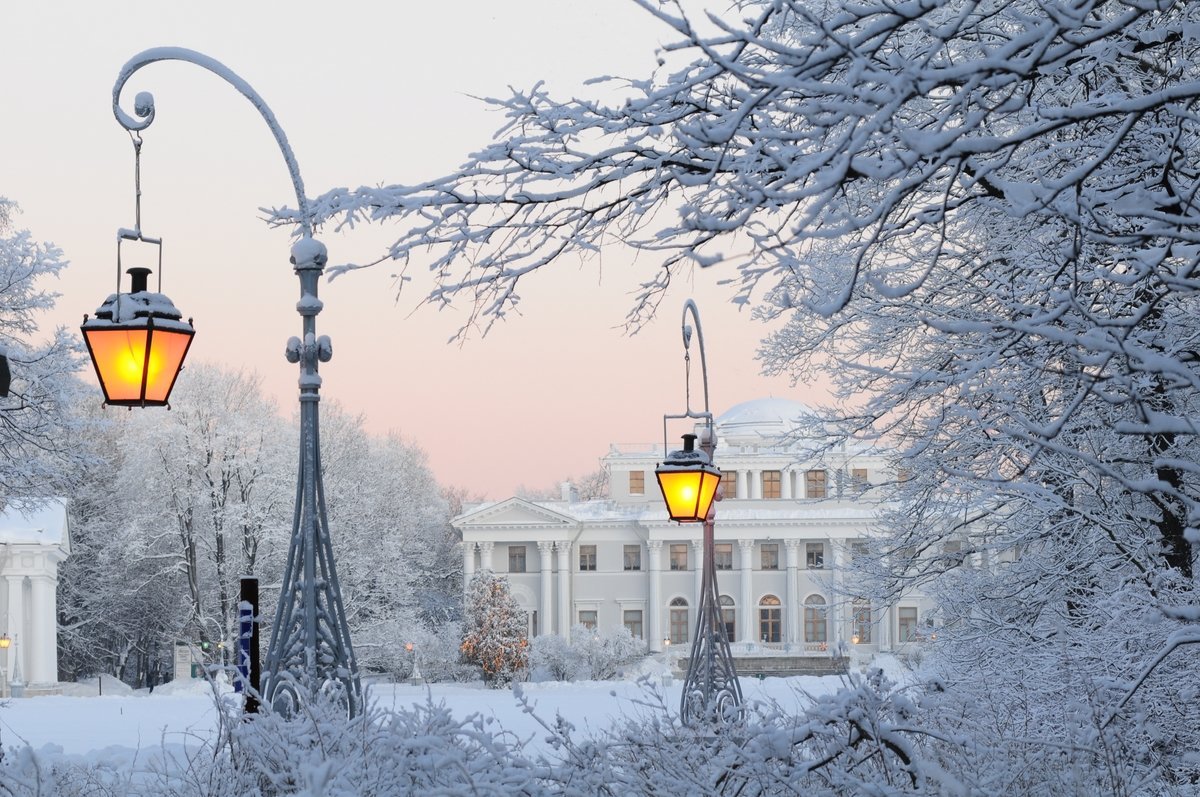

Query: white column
478;541;495;572
556;542;571;641
736;470;749;500
537;542;554;637
462;542;476;592
738;539;754;643
29;576;56;685
879;604;892;651
751;471;762;499
7;576;23;684
691;539;704;606
785;540;801;645
647;541;663;652
781;469;793;500
829;544;844;644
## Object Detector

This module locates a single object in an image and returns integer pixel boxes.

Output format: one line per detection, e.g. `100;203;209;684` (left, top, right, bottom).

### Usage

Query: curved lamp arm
112;46;313;237
681;298;711;423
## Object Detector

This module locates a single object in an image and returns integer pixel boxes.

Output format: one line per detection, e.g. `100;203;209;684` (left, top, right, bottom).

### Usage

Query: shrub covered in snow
530;625;646;681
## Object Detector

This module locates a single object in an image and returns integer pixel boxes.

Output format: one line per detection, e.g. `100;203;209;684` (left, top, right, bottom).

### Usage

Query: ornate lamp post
83;48;361;716
655;299;742;727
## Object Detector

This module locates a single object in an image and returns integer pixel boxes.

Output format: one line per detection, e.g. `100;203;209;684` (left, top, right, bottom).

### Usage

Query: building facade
454;398;932;658
0;498;71;692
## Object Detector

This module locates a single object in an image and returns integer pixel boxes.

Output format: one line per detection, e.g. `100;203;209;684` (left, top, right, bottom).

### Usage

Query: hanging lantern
81;267;194;407
656;433;721;523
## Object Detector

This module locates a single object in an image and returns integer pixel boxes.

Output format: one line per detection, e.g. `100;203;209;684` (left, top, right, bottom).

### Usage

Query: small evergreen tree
460;571;528;686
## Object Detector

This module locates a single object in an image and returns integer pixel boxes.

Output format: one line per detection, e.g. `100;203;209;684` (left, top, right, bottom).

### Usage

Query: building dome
716;397;814;444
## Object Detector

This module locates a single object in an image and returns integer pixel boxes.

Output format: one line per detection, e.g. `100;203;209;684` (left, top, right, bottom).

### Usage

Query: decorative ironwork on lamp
85;47;362;718
655;299;743;727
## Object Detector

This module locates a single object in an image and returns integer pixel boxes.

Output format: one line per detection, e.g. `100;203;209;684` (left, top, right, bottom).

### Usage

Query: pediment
454;497;578;530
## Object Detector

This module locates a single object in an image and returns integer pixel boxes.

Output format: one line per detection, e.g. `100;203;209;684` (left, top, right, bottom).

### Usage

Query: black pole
240;577;261;715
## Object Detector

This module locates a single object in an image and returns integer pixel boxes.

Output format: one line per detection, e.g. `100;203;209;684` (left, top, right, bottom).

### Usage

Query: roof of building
0;498;70;547
716;397;814;441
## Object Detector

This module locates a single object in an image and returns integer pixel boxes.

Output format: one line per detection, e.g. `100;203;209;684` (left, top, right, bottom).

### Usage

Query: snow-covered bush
529;633;579;681
530;625;646;681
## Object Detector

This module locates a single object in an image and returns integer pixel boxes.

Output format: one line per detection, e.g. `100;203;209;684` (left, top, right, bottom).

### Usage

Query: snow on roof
0;498;69;546
717;397;813;433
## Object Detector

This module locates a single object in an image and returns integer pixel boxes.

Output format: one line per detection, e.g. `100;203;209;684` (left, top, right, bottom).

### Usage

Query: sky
3;1;823;499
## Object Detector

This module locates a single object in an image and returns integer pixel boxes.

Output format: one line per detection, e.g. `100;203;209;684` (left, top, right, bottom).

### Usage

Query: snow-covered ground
0;671;857;761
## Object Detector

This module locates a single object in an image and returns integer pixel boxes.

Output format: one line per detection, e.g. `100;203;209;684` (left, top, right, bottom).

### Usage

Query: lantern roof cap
83;290;193;333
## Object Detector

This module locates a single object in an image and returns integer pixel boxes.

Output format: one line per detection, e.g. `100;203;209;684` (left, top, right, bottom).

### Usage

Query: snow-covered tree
0;198;89;500
461;571;528;686
275;0;1200;787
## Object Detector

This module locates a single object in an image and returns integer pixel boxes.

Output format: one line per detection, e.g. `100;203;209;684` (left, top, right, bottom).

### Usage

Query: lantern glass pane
84;326;192;405
657;466;721;522
143;329;192;403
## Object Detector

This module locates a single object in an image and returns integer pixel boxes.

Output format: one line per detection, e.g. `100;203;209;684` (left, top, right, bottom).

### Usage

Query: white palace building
454;398;933;663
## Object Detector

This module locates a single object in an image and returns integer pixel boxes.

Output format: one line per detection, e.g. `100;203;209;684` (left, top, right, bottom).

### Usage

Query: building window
805;470;827;498
898;607;919;642
804;595;827;643
760;543;780;570
719;595;736;642
762;470;782;499
508;546;526;573
669;597;689;644
670;543;688;571
851;468;869;490
759;594;782;643
623;609;643;639
629;471;645;495
578;610;598;630
579;545;597;572
714;543;733;570
721;470;738;500
806;543;825;569
851;541;869;561
852;599;872;644
623;544;642;571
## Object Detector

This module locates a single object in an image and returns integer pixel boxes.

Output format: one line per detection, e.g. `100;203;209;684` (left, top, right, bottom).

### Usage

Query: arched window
719;594;736;642
804;595;827;643
759;594;782;643
669;597;689;645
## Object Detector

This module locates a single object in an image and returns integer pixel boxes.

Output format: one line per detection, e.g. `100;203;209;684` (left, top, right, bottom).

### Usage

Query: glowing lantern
81;267;194;407
656;433;721;523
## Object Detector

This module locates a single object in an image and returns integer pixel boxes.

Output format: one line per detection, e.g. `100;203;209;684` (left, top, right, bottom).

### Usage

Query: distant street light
655;299;742;727
86;48;361;716
0;634;11;698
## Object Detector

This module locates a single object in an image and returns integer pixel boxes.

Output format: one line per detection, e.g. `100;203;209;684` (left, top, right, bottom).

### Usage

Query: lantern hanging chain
130;131;144;236
683;321;694;416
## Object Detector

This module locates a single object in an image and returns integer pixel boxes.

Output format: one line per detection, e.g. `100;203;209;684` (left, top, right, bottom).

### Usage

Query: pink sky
4;1;822;498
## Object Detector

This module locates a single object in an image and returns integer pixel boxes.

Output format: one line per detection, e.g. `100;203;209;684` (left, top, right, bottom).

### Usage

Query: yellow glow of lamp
0;635;10;650
656;433;722;523
81;267;194;407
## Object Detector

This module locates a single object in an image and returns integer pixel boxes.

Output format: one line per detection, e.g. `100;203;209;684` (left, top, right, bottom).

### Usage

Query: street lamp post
655;300;742;727
0;634;10;699
86;48;361;716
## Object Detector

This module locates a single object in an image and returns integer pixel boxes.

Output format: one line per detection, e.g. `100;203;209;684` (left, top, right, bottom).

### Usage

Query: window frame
806;542;825;569
508;545;527;573
578;610;598;630
713;542;733;571
805;469;827;498
760;543;780;570
579;544;597;572
762;470;782;499
628;470;645;496
623;544;642;571
623;609;643;639
669;543;688;571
